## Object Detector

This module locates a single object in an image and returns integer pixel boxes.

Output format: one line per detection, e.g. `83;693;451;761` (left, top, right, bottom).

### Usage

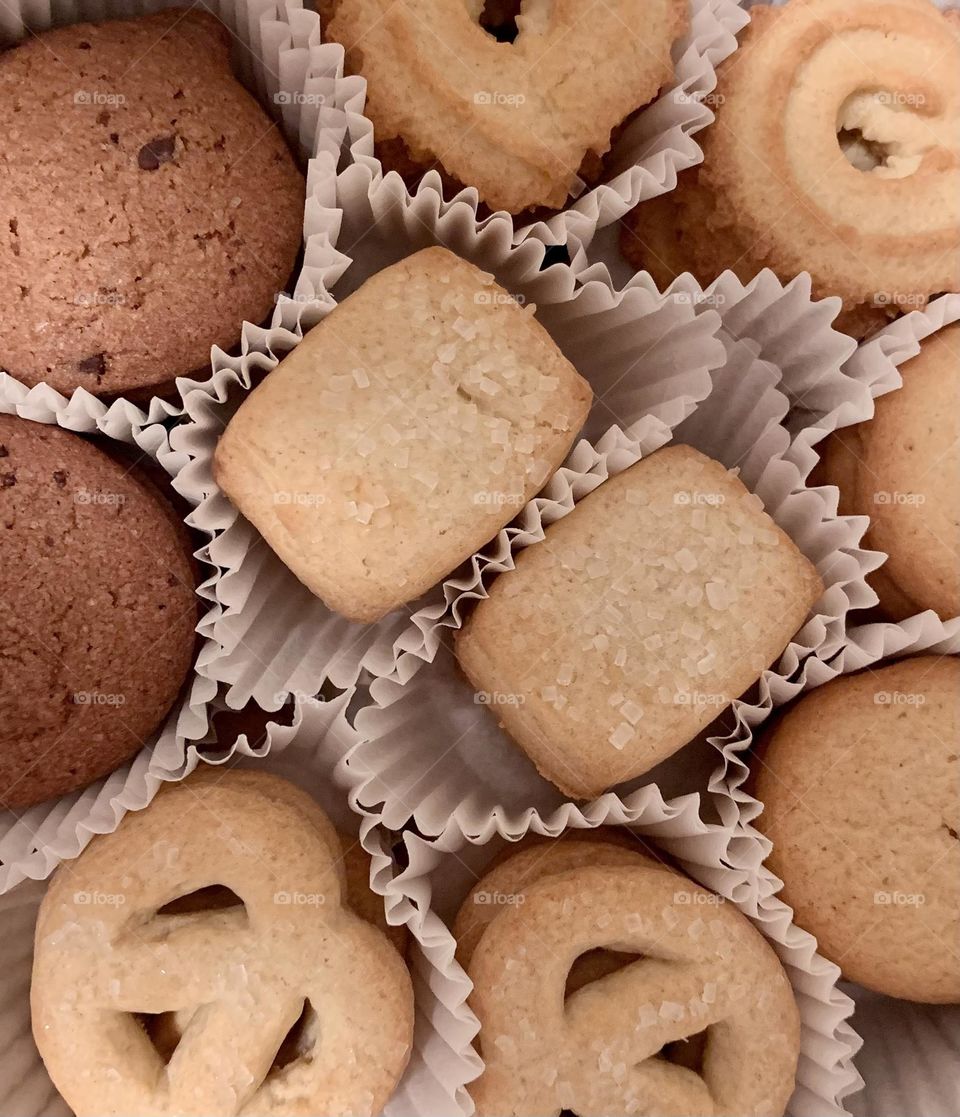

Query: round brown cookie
755;657;960;1003
0;415;197;807
0;9;304;397
815;326;960;620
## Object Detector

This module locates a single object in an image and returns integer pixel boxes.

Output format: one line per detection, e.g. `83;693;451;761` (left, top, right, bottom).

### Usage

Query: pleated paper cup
0;689;424;1117
0;0;362;891
320;0;748;256
357;809;864;1117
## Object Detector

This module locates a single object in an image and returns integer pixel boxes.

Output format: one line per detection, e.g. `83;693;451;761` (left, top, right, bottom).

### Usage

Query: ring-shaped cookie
326;0;688;212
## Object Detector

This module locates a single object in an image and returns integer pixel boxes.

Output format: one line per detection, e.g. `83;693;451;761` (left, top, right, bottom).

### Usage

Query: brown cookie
0;10;304;396
815;325;960;620
0;415;197;807
755;657;960;1003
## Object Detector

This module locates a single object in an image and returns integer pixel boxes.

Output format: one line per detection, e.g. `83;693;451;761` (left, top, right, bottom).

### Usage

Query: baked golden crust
816;324;960;620
326;0;688;212
622;0;960;335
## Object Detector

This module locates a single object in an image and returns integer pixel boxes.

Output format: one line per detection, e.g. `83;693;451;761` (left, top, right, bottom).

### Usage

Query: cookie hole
269;999;319;1073
136;1011;183;1064
479;0;521;42
156;885;245;916
660;1026;710;1075
836;91;929;178
563;948;642;999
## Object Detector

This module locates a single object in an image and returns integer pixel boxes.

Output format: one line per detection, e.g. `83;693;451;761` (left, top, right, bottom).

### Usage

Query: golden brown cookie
815;325;960;620
0;10;304;396
464;859;800;1116
214;247;591;623
456;444;823;798
32;770;414;1116
339;831;409;957
621;0;960;337
755;657;960;1003
325;0;688;212
0;415;197;808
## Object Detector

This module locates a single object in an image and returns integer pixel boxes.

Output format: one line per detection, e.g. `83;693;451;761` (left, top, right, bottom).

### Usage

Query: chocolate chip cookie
0;10;304;397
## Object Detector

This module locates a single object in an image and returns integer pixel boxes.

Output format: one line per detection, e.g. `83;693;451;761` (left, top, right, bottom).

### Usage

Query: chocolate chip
109;132;119;144
0;445;7;458
137;135;177;171
52;470;67;487
77;353;106;377
173;88;184;100
213;135;226;151
1;472;16;487
78;40;91;49
96;109;110;126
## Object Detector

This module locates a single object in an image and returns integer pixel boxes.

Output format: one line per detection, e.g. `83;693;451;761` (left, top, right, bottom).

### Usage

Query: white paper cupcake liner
357;809;863;1117
326;0;748;256
0;689;422;1117
0;0;361;892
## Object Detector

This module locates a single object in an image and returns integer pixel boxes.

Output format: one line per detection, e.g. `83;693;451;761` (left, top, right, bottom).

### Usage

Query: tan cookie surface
466;862;800;1117
456;832;675;1000
622;0;960;335
455;444;823;798
0;10;303;396
215;247;591;623
818;325;960;620
326;0;687;212
0;414;196;808
339;831;409;957
755;657;960;1003
32;769;414;1116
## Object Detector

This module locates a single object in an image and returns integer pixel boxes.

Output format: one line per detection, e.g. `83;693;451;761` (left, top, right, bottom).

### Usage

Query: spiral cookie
31;770;414;1117
621;0;960;336
325;0;688;213
462;857;800;1116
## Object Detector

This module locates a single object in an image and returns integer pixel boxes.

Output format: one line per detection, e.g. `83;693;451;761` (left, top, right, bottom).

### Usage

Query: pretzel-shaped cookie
31;771;413;1117
466;863;799;1117
624;0;960;335
326;0;688;212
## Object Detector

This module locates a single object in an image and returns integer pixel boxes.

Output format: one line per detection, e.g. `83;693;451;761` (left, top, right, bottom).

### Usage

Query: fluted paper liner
0;0;362;890
327;0;748;256
0;690;429;1117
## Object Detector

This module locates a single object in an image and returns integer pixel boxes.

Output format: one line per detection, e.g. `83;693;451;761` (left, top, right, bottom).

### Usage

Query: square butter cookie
214;247;592;622
455;445;824;798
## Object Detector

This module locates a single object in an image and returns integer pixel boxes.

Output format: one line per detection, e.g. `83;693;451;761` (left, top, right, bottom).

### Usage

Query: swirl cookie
324;0;688;213
455;444;823;798
621;0;960;337
814;324;960;620
32;770;414;1116
215;248;591;623
0;415;196;808
459;851;800;1116
755;657;960;1003
0;10;303;396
